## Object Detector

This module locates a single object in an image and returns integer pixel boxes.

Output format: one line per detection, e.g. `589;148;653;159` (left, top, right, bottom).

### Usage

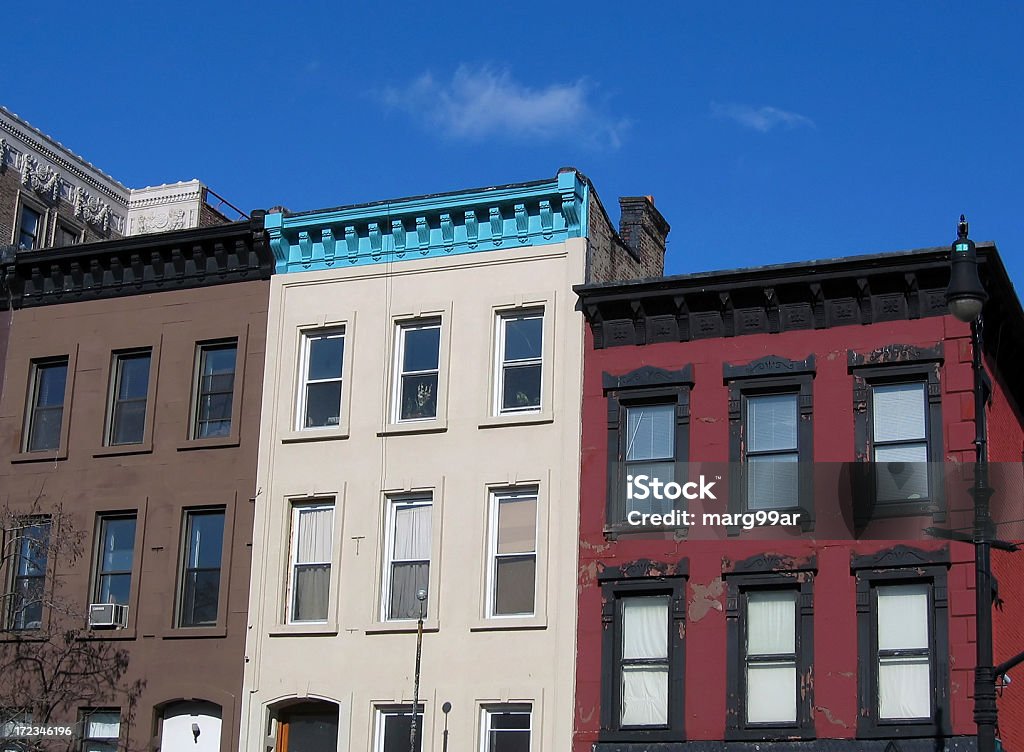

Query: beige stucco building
241;170;667;752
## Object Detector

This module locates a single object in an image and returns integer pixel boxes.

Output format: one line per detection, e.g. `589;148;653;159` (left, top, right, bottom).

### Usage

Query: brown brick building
0;218;272;752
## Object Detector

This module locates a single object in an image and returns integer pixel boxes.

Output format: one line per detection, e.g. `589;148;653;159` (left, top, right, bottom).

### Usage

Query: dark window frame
176;507;226;628
724;554;815;740
92;514;138;608
191;339;239;440
598;559;687;743
105;349;153;447
4;517;51;631
603;366;693;535
15;199;44;251
78;708;121;752
849;345;945;523
852;545;951;739
23;357;70;453
724;355;815;532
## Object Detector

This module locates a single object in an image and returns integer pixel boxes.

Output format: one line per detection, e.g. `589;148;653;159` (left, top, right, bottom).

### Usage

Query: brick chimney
618;196;670;276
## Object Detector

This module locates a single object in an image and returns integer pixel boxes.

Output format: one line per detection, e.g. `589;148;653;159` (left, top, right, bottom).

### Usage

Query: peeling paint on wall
688;576;724;621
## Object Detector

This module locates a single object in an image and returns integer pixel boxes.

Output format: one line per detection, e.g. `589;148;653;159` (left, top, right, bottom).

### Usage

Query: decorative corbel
489;207;502;246
344;226;358;262
440;214;454;251
322;228;336;265
391;220;406;257
539;200;553;239
514;203;528;243
416;216;429;253
465;210;478;248
298;231;313;266
368;222;382;260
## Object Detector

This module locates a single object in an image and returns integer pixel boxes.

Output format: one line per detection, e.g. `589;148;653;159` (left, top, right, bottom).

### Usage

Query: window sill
78;628;138;641
726;726;814;742
268;623;339;637
177;436;241;451
469;616;546;632
161;625;227;639
603;524;689;541
281;428;350;444
11;449;67;463
377;421;447;437
364;620;440;635
93;443;153;458
478;412;553;429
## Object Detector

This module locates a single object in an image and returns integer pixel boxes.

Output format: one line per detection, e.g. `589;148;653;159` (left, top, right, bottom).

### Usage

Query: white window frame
381;495;432;621
494;309;544;415
286;501;334;625
374;706;424;752
480;705;532;752
486;489;538;619
391;319;442;423
295;327;346;431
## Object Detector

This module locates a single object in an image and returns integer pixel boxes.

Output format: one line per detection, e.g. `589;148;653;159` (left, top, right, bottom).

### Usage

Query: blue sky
4;2;1022;291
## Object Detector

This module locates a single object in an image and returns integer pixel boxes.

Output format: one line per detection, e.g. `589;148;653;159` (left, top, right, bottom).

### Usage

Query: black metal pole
410;599;425;752
971;316;997;752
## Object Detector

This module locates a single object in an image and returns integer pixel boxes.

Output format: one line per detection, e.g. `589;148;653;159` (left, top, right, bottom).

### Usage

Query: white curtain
626;406;675;461
393;504;431;560
621;667;669;726
297;506;334;563
873;383;926;442
747;591;795;654
620;596;669;726
748;394;797;452
877;584;931;719
747;662;796;723
87;712;121;738
875;443;929;500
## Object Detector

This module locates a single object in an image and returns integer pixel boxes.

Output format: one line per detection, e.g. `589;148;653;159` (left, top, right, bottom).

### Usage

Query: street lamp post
945;215;996;752
409;588;428;752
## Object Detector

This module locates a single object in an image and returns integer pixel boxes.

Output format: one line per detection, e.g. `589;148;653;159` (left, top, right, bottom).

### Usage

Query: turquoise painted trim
266;172;588;275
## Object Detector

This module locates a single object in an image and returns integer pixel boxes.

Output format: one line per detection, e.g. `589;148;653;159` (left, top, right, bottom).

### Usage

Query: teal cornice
266;170;588;274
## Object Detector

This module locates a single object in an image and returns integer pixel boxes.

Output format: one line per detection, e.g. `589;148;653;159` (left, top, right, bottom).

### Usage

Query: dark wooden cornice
4;213;273;308
575;243;1024;415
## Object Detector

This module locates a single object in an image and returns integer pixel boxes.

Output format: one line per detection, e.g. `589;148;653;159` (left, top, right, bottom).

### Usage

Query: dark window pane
28;407;63;452
111;400;146;445
203;347;237;377
402;327;440;372
101;519;136;571
18;524;50;576
389;562;429;620
36;364;68;406
489;712;530;731
308;336;344;381
198;419;232;439
383;712;422;752
305;382;343;427
494;556;536;615
502;364;541;411
188;513;225;569
503;317;542;361
181;570;220;626
11;576;44;629
97;573;131;605
117;355;151;400
283;708;339;752
200;393;234;422
489;728;530;752
400;374;437;420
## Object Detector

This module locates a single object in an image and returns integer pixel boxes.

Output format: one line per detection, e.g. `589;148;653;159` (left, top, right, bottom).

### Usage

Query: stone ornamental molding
73;187;112;233
265;170;589;274
21;155;62;202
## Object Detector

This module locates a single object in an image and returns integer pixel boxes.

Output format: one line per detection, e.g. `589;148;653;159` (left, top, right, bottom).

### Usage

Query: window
871;383;929;502
1;710;32;752
725;355;815;529
487;489;537;617
603;366;693;530
599;562;686;741
106;350;152;446
24;358;68;452
93;516;137;606
79;710;120;752
288;502;333;623
57;225;81;247
5;518;50;630
177;509;225;627
495;310;543;414
275;702;338;752
481;706;531;752
849;345;944;521
725;557;814;739
17;206;40;251
297;329;345;429
192;341;237;439
853;546;950;738
393;320;440;422
382;496;431;620
375;707;423;752
744;394;799;509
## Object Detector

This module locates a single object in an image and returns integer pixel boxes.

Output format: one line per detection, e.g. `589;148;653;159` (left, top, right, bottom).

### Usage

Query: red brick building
574;242;1024;752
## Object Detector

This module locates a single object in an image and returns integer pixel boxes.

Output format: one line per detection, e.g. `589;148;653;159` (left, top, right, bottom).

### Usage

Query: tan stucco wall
241;239;586;752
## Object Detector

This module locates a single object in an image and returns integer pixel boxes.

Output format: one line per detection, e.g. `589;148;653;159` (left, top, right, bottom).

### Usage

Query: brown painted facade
0;220;272;752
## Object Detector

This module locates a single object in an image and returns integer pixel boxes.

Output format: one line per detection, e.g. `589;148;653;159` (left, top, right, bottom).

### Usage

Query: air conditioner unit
88;603;129;629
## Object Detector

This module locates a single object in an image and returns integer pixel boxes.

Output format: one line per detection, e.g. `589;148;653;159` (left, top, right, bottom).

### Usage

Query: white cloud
710;102;816;132
382;65;628;149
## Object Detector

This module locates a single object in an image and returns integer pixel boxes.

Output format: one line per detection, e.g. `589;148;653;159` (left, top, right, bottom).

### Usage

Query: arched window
274;701;339;752
158;701;222;752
